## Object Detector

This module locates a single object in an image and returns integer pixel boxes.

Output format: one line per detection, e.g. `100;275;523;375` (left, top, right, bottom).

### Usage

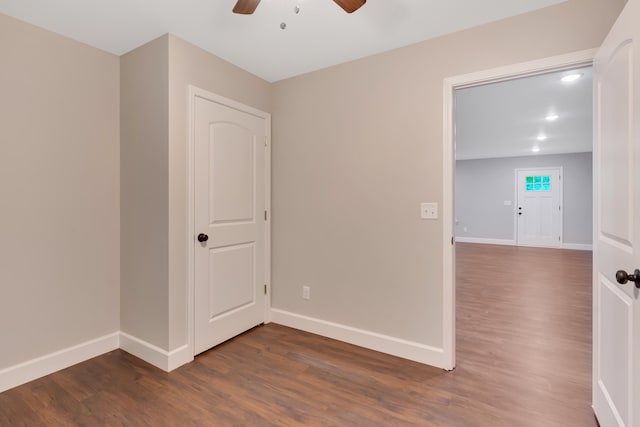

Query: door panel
210;123;255;224
593;0;640;425
209;243;256;318
516;168;562;247
194;95;267;355
599;42;633;246
598;275;632;426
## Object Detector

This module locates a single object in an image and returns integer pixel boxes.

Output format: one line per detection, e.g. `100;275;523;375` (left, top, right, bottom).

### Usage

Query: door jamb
187;85;272;358
442;49;596;370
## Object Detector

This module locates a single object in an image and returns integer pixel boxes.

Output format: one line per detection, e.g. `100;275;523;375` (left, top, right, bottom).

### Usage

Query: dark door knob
615;269;640;288
197;233;209;243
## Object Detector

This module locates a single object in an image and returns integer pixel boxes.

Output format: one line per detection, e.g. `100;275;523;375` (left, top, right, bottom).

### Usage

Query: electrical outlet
302;286;310;300
420;202;438;219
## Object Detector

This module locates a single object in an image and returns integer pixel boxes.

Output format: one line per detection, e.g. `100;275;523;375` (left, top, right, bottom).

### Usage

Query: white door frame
442;49;596;370
515;166;564;248
187;85;272;358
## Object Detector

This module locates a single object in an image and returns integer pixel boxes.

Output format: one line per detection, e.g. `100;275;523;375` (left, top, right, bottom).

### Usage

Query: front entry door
516;167;562;248
592;0;640;425
194;93;268;355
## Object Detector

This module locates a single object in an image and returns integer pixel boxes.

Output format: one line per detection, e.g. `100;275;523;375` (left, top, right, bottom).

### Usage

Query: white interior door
516;167;562;248
194;94;268;355
593;0;640;425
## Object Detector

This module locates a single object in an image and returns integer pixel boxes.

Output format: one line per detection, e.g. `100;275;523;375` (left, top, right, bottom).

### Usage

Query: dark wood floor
0;243;595;426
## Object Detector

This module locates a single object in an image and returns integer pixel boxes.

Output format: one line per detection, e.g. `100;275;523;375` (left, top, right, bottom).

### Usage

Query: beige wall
167;35;271;350
120;35;170;349
119;34;270;353
271;0;624;347
0;0;625;372
0;14;120;368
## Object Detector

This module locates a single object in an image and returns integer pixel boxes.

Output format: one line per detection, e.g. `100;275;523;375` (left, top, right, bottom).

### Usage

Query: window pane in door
525;175;551;192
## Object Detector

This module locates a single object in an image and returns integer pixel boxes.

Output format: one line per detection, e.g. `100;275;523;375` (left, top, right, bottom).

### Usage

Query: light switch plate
421;202;438;219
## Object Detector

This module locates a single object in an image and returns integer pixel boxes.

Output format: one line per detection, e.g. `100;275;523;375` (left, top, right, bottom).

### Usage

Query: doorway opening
444;57;596;424
454;67;592;250
441;49;596;370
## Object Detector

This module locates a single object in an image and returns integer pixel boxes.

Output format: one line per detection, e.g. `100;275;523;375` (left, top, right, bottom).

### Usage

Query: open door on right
592;0;640;426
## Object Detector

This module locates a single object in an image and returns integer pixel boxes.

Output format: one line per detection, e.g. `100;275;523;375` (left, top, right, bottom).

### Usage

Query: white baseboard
562;243;593;251
167;345;193;372
455;237;516;246
119;332;193;372
0;331;193;393
456;237;592;251
0;314;446;392
270;309;447;369
0;332;119;393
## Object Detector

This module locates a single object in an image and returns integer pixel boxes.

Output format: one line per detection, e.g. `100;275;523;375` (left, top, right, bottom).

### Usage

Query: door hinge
451;236;454;245
559;236;561;241
264;284;267;295
264;210;268;221
264;136;268;147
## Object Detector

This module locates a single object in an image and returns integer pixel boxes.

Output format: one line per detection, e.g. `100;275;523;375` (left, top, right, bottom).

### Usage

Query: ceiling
0;0;564;82
455;66;593;160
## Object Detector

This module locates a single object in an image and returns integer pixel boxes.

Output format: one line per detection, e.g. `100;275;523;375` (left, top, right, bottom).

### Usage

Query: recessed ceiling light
537;135;547;141
561;73;582;83
532;146;541;153
545;114;559;121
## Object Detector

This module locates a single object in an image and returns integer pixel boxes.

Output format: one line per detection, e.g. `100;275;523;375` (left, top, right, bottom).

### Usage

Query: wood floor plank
0;243;596;426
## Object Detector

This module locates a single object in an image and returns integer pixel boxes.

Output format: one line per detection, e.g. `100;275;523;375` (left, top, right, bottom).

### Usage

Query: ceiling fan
233;0;366;15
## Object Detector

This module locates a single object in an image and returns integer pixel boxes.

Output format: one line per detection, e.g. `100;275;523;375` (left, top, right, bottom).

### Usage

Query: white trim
264;109;273;324
119;332;193;372
0;332;119;393
187;85;196;371
119;332;168;371
455;237;592;251
445;49;597;90
270;309;447;369
187;85;272;357
455;237;516;246
513;170;519;243
442;77;455;370
443;48;597;372
167;345;193;371
562;243;593;251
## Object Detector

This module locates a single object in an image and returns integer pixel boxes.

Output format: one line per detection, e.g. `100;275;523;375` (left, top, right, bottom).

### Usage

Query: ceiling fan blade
233;0;261;14
333;0;366;13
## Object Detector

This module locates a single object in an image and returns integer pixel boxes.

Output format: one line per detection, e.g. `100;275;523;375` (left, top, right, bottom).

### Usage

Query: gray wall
271;0;619;347
0;14;120;369
456;152;593;245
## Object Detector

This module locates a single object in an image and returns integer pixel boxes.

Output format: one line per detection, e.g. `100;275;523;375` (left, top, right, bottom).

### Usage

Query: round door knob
616;269;640;288
197;233;209;243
